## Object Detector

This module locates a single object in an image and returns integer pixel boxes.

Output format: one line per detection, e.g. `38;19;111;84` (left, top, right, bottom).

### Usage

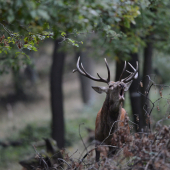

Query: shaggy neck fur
101;94;122;136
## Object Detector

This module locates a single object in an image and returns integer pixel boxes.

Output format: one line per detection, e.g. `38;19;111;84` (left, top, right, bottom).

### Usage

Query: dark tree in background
129;53;141;132
140;39;153;132
12;69;25;99
115;58;125;82
75;51;94;105
50;39;65;148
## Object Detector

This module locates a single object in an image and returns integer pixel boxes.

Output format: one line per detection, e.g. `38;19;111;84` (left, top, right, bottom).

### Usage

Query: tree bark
50;39;65;148
75;51;94;105
129;53;141;132
115;59;126;82
24;51;38;84
12;69;25;100
140;40;153;132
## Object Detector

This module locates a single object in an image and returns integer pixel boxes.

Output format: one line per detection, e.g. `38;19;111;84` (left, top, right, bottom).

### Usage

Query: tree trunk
140;40;153;132
129;53;141;132
50;39;65;148
12;69;25;100
115;59;126;82
75;51;94;105
24;51;38;85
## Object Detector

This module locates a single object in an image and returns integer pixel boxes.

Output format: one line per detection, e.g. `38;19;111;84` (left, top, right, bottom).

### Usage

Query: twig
32;145;49;170
100;120;123;145
58;158;72;169
79;123;88;155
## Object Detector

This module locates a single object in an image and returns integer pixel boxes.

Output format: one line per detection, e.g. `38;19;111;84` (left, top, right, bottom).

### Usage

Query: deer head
73;57;138;103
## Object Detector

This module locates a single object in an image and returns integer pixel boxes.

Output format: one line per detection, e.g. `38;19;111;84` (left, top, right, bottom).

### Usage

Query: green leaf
37;9;50;20
61;32;66;37
43;22;50;29
74;44;79;47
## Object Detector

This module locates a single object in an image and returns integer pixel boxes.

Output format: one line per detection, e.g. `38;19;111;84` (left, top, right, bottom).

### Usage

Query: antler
73;57;110;84
121;61;138;83
119;61;127;81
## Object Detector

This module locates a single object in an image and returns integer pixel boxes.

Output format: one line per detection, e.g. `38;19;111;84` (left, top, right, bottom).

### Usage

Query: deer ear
124;80;133;91
92;86;108;94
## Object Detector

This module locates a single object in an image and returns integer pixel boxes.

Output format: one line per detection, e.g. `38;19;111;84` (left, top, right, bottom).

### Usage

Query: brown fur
95;101;129;145
95;92;130;161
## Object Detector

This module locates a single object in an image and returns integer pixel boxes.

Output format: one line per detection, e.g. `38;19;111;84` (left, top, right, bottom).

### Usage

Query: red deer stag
73;57;138;161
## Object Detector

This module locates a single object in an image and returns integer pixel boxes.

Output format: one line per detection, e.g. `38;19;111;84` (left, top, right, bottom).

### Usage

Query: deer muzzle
119;84;125;101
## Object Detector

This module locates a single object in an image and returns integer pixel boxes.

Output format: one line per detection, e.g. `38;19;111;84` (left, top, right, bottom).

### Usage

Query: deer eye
109;85;113;88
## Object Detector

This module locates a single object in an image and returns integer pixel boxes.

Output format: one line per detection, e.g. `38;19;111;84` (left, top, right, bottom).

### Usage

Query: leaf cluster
0;0;149;72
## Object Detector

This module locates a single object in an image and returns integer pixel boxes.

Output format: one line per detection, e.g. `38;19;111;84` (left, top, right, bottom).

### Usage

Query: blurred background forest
1;0;170;169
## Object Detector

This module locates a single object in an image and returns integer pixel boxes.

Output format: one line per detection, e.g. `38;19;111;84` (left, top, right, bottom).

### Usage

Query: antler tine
128;62;136;71
121;73;133;82
97;73;108;82
123;61;138;83
104;58;110;82
72;57;85;75
128;62;138;79
80;62;109;83
80;63;101;81
119;61;127;81
126;69;138;79
73;56;110;84
126;70;132;74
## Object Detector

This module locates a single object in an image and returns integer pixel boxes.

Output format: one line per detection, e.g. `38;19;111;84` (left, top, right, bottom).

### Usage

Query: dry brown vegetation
19;122;170;170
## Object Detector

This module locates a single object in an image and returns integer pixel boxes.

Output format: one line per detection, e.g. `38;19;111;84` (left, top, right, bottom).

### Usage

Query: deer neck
101;94;122;128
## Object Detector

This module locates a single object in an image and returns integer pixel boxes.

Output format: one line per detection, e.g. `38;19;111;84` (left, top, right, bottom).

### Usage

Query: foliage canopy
2;0;170;72
0;0;143;72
